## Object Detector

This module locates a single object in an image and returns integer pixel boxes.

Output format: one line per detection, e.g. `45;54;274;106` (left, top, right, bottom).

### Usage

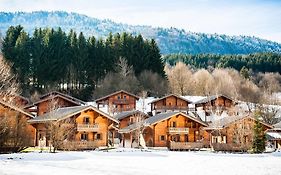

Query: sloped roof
266;132;281;140
145;111;208;126
273;121;281;130
114;110;148;121
40;91;85;104
193;94;234;105
119;122;140;133
95;90;140;102
119;111;208;133
24;93;85;109
205;115;272;130
28;105;118;124
0;100;34;118
148;94;193;104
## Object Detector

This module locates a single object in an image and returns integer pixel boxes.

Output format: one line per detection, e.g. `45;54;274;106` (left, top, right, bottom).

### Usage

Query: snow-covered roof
28;105;119;123
114;110;148;121
205;115;272;130
148;94;193;104
266;132;281;140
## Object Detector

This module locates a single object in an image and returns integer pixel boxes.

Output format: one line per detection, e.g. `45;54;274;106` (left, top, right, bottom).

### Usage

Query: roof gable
148;94;193;104
193;94;234;105
145;112;208;126
28;105;118;124
95;90;139;102
205;115;272;130
114;110;148;121
0;100;34;118
24;94;84;109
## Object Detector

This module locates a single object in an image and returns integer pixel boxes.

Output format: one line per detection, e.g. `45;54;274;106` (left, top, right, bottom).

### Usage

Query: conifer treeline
163;53;281;73
1;25;165;99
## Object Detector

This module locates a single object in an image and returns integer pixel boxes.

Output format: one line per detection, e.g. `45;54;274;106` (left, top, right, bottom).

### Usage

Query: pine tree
252;117;266;153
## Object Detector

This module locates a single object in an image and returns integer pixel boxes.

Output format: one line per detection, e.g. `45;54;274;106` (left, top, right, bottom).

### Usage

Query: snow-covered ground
1;149;281;175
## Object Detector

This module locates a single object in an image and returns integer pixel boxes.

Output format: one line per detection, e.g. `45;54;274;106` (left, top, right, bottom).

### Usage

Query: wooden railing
170;141;204;150
168;127;189;133
155;106;189;111
77;124;99;132
62;141;98;150
113;99;135;104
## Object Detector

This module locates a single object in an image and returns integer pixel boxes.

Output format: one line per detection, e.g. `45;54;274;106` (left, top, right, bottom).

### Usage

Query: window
124;95;126;99
83;117;90;124
184;134;189;142
81;133;88;141
118;96;120;99
160;135;165;141
172;121;176;127
130;117;135;124
96;133;102;140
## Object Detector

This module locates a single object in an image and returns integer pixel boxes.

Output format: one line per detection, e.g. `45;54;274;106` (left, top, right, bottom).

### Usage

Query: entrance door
38;131;47;147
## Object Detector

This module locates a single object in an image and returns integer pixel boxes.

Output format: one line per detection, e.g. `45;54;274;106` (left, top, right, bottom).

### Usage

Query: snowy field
1;149;281;175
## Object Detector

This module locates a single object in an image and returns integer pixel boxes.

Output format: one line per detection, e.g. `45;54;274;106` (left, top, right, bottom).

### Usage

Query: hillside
0;11;281;54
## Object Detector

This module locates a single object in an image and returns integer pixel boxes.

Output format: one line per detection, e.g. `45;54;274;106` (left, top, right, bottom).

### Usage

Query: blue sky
1;0;281;42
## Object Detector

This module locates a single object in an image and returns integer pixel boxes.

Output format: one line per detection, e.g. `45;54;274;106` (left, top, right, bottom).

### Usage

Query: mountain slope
0;11;281;54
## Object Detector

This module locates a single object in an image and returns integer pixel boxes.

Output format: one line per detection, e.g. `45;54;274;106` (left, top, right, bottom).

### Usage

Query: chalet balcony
170;141;204;150
154;106;189;111
113;99;134;104
62;141;98;150
77;124;99;132
168;127;189;134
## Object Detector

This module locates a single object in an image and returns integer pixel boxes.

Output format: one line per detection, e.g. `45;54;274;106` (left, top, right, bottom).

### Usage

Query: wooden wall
37;97;79;116
0;104;36;147
143;114;203;147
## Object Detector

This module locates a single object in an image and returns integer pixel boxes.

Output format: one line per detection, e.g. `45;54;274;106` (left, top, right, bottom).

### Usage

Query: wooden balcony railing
113;99;135;104
62;141;98;150
77;124;99;132
154;106;189;111
170;141;204;150
168;127;189;134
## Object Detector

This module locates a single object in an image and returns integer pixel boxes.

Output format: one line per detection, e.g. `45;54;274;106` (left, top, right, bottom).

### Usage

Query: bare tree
165;62;193;95
44;95;75;152
138;70;168;97
192;69;215;96
115;57;133;77
131;112;147;148
93;57;140;99
0;110;32;153
0;55;20;103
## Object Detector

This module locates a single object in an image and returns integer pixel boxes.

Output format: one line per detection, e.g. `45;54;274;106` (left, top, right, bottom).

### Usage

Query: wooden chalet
95;90;139;114
119;112;208;150
25;91;85;116
0;94;30;107
266;121;281;150
28;105;119;150
204;115;272;151
193;94;235;112
149;94;193;114
114;110;149;147
0;100;36;148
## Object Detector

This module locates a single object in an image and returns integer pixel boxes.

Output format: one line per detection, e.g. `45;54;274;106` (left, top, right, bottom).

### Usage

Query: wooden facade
29;106;119;150
194;94;234;112
119;112;208;149
114;110;149;148
25;91;85;116
149;94;193;114
96;90;139;114
0;100;36;148
205;116;272;151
